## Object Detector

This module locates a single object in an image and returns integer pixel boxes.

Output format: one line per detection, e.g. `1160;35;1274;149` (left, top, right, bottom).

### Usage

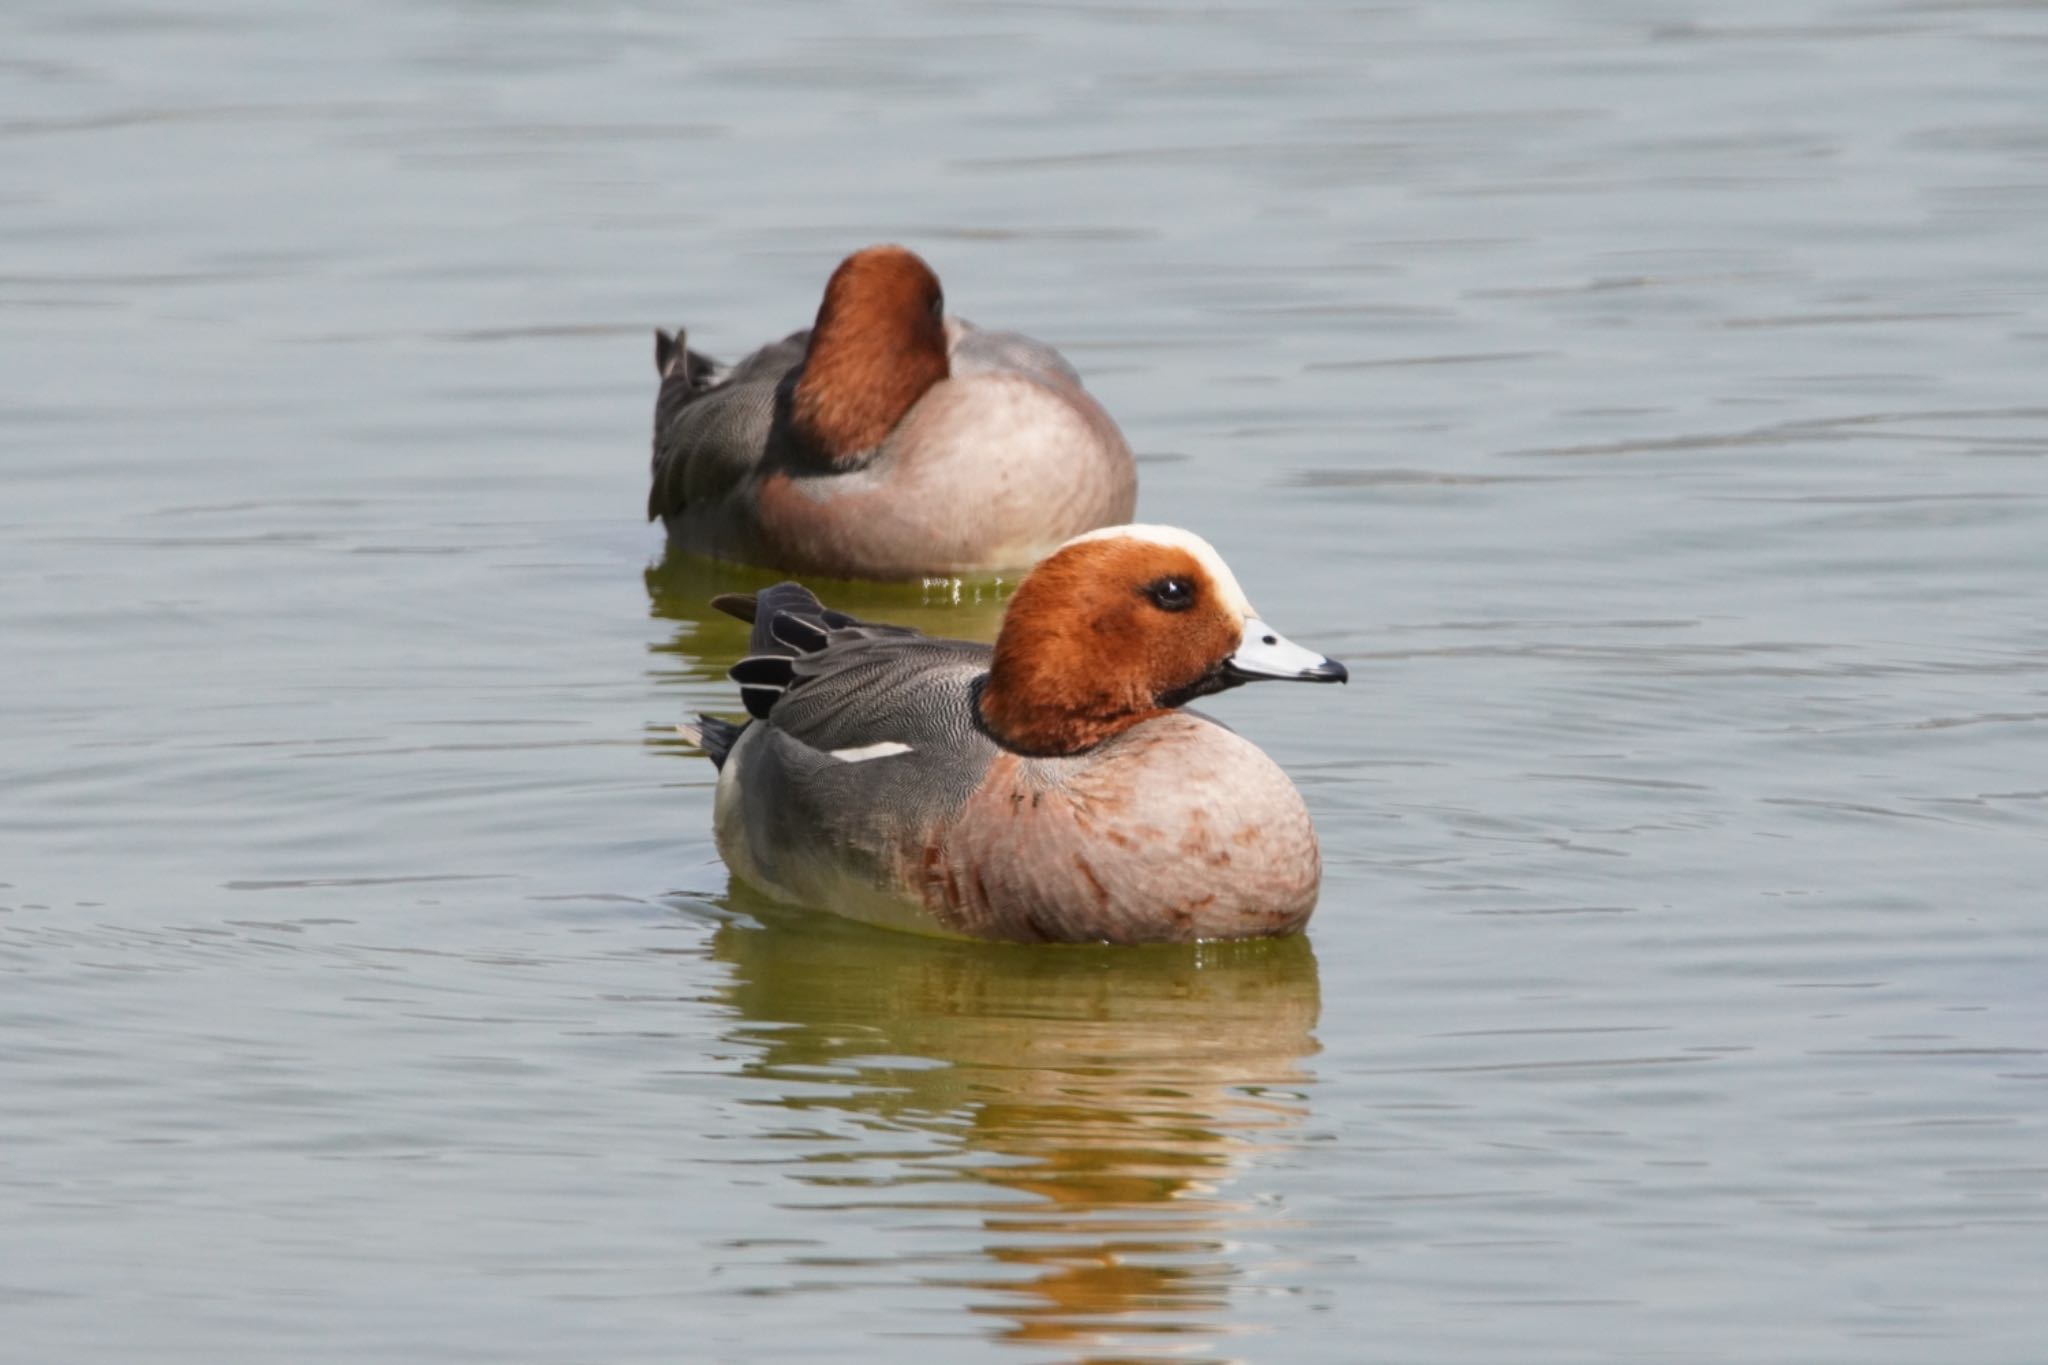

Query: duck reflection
705;895;1321;1355
644;541;1015;689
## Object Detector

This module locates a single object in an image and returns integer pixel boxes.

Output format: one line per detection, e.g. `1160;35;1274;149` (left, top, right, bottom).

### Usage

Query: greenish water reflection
706;898;1321;1356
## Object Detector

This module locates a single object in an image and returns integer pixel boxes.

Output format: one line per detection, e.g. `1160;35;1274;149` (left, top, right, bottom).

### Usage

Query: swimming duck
650;245;1137;581
680;525;1347;943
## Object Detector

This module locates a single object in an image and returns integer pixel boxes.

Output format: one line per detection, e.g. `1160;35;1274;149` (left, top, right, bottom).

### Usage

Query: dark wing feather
742;583;833;656
765;634;992;757
649;331;807;521
729;654;798;720
768;613;831;654
713;583;955;731
697;583;983;763
709;592;758;624
724;582;919;659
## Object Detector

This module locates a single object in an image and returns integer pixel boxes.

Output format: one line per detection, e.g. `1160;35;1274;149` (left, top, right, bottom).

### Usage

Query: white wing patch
829;741;913;764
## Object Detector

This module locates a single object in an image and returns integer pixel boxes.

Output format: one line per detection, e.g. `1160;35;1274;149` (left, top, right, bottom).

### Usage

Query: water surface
4;1;2047;1360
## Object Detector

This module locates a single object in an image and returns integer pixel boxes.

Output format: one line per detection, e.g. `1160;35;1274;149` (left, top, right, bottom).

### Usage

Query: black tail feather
690;714;746;770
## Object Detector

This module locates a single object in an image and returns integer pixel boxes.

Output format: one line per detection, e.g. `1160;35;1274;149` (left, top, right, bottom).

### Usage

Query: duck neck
789;319;948;466
978;647;1160;758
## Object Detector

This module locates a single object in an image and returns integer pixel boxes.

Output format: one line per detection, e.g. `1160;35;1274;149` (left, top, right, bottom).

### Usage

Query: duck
679;525;1347;944
650;245;1138;581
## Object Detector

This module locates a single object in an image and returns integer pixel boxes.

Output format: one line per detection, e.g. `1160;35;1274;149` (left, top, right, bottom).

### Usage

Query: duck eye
1145;577;1195;612
929;291;945;321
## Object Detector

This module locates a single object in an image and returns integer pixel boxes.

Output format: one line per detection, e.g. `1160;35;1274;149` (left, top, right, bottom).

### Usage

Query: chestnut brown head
979;525;1346;757
788;245;950;465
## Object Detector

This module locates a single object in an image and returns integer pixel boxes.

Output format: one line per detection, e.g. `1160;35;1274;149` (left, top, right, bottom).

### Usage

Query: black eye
1145;577;1195;612
929;291;945;320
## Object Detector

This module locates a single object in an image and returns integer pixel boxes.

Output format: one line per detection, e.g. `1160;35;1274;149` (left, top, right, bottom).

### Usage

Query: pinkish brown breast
922;712;1322;943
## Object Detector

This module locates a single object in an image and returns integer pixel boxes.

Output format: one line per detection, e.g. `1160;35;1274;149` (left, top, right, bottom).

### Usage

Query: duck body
684;527;1346;944
651;246;1136;581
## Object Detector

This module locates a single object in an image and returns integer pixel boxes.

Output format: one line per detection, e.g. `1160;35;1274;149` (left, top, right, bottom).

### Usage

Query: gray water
5;1;2048;1360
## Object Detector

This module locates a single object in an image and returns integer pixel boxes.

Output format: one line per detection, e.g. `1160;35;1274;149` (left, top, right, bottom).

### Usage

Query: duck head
789;244;951;466
979;524;1346;757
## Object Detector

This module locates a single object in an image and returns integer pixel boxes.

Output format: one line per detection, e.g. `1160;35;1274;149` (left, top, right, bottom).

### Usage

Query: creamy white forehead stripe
830;741;913;763
1057;523;1256;616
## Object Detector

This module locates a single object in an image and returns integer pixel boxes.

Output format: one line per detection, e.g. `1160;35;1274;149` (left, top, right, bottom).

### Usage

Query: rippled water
5;1;2047;1360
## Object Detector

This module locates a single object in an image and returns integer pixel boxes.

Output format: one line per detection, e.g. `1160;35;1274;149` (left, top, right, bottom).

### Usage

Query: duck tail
654;328;725;388
679;714;747;770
